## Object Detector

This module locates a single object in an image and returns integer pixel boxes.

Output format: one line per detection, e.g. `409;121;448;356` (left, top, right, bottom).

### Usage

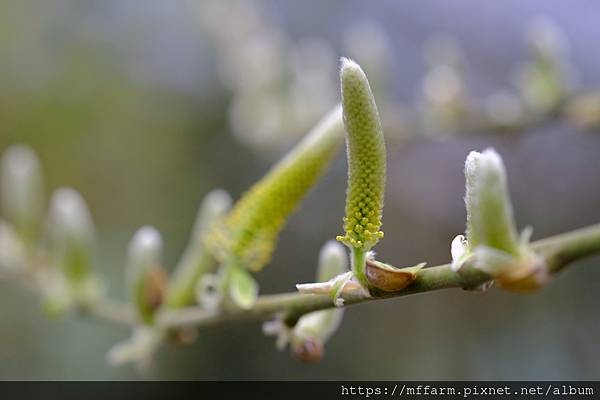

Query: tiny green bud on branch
316;241;348;283
0;145;44;246
207;105;344;273
164;189;232;308
47;187;100;303
292;242;346;361
126;226;165;324
266;241;347;362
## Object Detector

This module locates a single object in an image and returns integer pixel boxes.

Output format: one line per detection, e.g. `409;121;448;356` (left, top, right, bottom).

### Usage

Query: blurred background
1;0;600;380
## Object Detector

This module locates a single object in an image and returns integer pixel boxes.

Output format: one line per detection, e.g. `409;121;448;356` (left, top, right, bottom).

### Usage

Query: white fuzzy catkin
464;149;519;256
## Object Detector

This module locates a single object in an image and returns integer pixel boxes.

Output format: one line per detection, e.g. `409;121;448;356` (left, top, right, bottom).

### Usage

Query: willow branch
156;222;600;330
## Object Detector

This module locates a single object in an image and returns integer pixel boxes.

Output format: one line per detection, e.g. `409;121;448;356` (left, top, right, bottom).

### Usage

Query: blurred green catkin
207;105;344;273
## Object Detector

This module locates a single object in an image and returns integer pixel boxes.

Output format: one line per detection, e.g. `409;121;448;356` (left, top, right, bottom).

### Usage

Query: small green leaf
228;266;259;310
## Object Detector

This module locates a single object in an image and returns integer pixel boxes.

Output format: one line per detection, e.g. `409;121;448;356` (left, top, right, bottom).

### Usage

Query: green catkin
207;105;344;272
336;58;386;253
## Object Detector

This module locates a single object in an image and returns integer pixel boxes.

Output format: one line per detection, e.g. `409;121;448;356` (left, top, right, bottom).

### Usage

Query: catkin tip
339;57;363;76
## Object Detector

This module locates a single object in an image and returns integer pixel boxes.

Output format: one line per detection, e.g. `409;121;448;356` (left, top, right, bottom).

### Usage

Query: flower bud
290;241;347;361
316;240;347;282
0;145;44;246
465;149;520;256
264;242;348;358
164;189;232;308
47;188;97;297
126;226;164;324
460;149;548;292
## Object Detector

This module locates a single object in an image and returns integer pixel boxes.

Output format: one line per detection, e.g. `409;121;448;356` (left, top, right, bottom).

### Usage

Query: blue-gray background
0;0;599;380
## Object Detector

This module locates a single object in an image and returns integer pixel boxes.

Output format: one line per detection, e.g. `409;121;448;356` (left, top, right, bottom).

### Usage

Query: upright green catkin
207;105;344;272
336;58;386;253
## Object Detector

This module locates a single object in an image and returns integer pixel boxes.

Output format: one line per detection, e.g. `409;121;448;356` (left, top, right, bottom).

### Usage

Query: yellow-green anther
336;58;386;253
0;145;44;246
208;105;344;272
464;149;520;256
164;189;232;308
47;188;96;289
291;241;346;362
126;226;163;324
